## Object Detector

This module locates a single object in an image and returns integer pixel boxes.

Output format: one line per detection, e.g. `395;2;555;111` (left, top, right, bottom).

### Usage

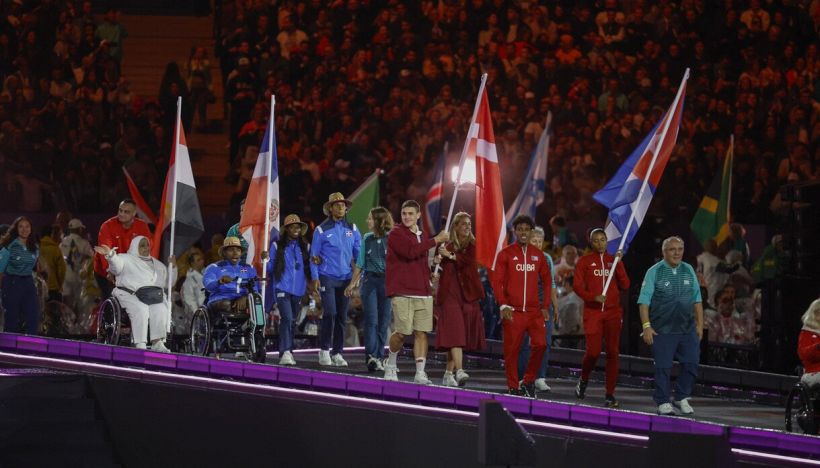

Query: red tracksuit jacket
799;329;820;374
492;243;552;313
573;251;630;310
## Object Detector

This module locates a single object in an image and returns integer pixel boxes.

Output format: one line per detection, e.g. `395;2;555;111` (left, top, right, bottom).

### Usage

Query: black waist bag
118;286;165;305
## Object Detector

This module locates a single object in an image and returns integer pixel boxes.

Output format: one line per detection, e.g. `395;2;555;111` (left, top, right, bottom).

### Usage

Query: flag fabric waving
469;81;506;270
346;169;380;232
690;136;733;247
151;100;204;260
505;112;551;230
424;148;446;236
240;101;280;275
593;70;689;254
122;166;158;226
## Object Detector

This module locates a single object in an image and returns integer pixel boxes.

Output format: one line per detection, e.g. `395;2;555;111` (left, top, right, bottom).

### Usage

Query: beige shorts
391;296;433;335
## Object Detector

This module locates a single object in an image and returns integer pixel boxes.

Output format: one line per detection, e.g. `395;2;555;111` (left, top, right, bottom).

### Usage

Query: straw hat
282;214;308;236
219;236;245;256
322;192;353;215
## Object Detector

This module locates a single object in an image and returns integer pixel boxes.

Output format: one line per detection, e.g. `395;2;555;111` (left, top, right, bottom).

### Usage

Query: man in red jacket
573;228;630;408
492;215;552;397
93;199;153;298
384;200;448;384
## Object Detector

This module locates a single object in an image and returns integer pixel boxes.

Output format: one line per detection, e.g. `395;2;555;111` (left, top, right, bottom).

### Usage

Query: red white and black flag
152;98;204;260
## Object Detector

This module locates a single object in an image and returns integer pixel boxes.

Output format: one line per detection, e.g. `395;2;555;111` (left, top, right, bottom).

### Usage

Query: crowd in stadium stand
0;1;817;352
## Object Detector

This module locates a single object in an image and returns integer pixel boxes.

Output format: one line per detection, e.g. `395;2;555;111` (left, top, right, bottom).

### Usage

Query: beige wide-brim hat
322;192;353;215
282;214;308;236
219;236;245;256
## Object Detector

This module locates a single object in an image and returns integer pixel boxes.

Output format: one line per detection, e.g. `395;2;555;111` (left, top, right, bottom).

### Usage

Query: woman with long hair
345;206;394;372
0;216;40;334
434;212;486;387
269;214;311;366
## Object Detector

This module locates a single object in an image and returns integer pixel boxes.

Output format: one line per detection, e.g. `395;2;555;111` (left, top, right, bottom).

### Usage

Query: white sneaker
455;369;470;387
318;350;332;366
279;351;296;366
414;371;432;385
375;359;385;371
331;353;348;367
135;342;147;350
674;398;694;415
442;372;458;387
151;341;170;353
384;365;398;381
657;403;675;415
534;378;551;392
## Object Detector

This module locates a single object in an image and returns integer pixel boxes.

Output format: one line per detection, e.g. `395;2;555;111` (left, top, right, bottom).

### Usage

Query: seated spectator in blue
203;236;259;314
266;214;310;366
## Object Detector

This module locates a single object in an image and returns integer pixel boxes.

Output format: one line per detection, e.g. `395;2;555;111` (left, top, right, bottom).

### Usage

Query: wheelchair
785;380;820;434
189;277;267;363
96;296;132;346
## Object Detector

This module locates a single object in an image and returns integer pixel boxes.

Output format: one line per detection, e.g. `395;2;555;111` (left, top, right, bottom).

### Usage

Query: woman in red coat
798;299;820;387
434;212;486;387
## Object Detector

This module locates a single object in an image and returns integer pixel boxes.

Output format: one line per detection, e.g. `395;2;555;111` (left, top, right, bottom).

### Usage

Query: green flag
346;169;380;231
690;137;733;247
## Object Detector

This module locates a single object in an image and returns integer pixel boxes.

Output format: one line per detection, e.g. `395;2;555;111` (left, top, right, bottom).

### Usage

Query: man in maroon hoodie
573;228;630;408
492;215;552;397
384;200;449;384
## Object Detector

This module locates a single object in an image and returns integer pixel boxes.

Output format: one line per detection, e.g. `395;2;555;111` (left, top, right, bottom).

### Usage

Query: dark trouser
276;292;303;354
2;275;39;334
319;276;350;356
517;317;553;380
360;273;391;360
580;308;623;395
651;331;700;405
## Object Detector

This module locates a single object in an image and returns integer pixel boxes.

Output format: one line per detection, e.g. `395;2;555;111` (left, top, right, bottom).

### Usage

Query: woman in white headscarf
94;236;176;351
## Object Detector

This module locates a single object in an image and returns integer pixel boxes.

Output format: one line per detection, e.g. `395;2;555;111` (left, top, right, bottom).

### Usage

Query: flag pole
443;73;488;234
261;95;275;308
601;68;689;298
166;96;182;332
727;134;733;224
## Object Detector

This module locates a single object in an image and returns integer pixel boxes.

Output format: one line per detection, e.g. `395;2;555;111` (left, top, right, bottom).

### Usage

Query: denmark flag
468;83;506;270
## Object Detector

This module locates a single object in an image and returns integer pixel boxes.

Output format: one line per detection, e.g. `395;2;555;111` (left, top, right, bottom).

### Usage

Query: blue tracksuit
203;260;259;304
269;240;308;353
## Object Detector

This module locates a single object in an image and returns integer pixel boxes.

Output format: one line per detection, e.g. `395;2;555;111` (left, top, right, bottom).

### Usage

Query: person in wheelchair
203;236;259;315
798;299;820;387
94;236;175;352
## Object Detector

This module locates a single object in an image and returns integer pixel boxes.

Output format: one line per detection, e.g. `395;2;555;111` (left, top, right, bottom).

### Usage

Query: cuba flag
593;70;689;254
505;112;551;230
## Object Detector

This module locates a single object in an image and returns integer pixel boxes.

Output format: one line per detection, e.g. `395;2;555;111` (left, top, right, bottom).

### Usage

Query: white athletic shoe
442;372;458;387
331;353;348;367
674;398;694;415
657;403;675;415
413;371;432;385
318;350;332;366
455;369;470;387
384;365;398;381
279;351;296;366
375;359;385;371
534;378;551;392
151;341;170;353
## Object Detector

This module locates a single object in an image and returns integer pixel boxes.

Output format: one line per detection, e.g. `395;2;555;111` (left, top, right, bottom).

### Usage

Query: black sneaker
508;388;525;396
604;394;619;408
521;381;537;399
575;379;588;399
366;356;378;372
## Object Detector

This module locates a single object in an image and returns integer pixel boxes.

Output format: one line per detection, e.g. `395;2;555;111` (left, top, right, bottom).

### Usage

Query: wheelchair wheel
786;382;818;434
190;307;211;356
96;298;122;345
251;330;266;363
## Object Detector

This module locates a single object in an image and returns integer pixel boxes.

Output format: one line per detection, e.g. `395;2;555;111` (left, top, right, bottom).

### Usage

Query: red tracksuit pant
580;307;623;395
503;310;546;389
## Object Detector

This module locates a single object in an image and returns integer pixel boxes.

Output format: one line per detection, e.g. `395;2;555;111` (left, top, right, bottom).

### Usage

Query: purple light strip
731;448;820;466
0;351;648;445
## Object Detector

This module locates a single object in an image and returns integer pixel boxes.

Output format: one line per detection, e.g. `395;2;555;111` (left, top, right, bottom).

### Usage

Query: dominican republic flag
240;97;280;276
467;78;506;270
593;69;689;254
505;112;551;230
424;145;446;236
122;166;158;226
152;98;204;260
